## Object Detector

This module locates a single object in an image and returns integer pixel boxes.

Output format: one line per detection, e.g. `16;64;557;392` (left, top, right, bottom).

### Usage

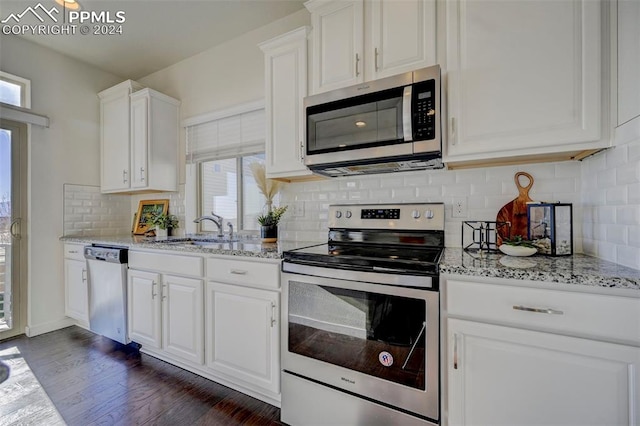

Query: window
0;71;30;108
198;153;270;233
186;103;267;234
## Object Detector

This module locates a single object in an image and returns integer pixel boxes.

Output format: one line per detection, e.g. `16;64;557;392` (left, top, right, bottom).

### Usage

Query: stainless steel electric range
281;203;444;426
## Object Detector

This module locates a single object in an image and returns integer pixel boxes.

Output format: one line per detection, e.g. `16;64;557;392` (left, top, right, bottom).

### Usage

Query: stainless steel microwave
304;65;443;177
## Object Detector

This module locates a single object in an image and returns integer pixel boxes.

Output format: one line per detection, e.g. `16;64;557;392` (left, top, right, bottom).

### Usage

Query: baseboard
25;317;77;337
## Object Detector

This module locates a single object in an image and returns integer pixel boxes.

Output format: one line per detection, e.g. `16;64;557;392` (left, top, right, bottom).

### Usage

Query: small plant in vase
257;206;288;243
148;212;179;238
250;162;287;243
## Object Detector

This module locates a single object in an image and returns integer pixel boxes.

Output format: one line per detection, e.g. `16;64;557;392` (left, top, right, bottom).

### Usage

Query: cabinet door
618;0;640;126
368;0;436;80
128;269;161;349
130;94;149;189
205;281;279;395
308;0;364;93
162;275;204;365
261;27;313;180
100;90;131;192
64;258;88;323
445;0;605;161
447;318;640;426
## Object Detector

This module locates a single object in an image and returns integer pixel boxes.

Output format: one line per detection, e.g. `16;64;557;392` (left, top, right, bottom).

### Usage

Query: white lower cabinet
63;243;89;324
127;250;281;405
205;281;280;395
127;259;204;365
443;276;640;426
128;269;162;349
162;274;204;364
447;318;639;426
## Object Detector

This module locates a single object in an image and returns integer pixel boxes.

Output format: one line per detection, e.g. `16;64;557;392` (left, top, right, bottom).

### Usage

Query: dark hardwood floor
0;326;283;425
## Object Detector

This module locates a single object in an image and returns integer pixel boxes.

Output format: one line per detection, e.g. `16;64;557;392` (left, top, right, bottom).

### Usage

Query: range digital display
361;209;400;219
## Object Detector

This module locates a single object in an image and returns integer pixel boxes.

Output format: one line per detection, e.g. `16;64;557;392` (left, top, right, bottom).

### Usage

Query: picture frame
133;199;169;235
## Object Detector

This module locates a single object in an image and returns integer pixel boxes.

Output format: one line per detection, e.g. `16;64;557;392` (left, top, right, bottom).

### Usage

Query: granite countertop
61;235;639;291
60;235;323;260
440;248;640;291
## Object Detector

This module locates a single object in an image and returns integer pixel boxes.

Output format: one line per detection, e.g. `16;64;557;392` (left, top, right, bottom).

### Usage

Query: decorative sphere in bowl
499;244;537;257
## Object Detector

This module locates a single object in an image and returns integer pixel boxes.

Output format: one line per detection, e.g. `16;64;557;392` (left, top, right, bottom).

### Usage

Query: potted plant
257;206;287;243
250;162;288;242
148;212;179;238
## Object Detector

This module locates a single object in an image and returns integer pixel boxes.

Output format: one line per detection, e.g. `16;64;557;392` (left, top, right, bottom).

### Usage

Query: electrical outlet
292;202;305;217
452;197;468;218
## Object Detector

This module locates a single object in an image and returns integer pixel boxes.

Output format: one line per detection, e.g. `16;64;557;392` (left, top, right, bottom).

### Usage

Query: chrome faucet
227;222;233;240
193;212;224;237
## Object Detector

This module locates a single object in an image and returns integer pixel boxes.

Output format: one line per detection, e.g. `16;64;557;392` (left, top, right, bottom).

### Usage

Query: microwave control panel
413;79;436;141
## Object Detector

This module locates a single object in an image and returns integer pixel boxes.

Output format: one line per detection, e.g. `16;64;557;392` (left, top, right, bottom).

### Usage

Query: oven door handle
372;266;411;273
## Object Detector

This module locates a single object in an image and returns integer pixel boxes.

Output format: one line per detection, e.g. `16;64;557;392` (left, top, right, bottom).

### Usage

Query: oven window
288;281;427;390
306;87;405;154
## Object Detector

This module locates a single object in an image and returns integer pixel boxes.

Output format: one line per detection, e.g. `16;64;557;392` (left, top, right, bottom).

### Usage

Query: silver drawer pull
513;305;564;315
230;269;248;275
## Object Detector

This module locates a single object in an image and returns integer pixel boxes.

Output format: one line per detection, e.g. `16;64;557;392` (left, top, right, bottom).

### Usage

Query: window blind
185;106;265;162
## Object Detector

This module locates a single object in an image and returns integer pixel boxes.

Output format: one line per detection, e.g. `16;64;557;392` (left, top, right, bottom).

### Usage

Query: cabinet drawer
446;279;640;344
129;251;203;277
206;257;280;290
63;243;86;261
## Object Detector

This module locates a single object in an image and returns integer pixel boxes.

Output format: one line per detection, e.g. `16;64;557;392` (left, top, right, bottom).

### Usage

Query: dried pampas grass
250;162;284;202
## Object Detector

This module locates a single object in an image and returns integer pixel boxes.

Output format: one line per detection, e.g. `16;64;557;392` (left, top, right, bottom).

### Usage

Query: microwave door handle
402;86;413;142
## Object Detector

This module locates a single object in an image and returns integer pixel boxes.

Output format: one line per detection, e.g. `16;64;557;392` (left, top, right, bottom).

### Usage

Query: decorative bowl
499;244;537;257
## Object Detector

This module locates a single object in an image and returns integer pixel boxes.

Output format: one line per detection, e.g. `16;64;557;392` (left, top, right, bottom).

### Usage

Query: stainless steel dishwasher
84;244;129;344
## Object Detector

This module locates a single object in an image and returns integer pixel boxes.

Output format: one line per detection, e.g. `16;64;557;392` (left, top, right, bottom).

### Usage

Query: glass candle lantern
527;203;573;256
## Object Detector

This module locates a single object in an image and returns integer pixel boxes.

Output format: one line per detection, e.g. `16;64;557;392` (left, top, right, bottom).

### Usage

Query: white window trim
0;71;31;109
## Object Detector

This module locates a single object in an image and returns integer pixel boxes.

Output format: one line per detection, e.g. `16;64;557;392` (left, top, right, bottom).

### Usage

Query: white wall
0;35;122;336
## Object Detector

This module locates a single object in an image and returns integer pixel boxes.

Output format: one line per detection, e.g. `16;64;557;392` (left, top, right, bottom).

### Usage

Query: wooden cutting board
496;172;534;244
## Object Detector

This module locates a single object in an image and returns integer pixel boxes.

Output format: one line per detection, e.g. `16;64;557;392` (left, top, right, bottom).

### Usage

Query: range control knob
424;210;434;219
335;211;342;219
411;210;421;219
345;210;352;219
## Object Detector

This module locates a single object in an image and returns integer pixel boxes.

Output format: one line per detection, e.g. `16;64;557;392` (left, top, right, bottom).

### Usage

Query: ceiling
0;0;306;79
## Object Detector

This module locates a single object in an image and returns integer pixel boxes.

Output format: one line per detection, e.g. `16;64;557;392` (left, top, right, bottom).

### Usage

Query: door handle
10;218;20;240
355;53;360;76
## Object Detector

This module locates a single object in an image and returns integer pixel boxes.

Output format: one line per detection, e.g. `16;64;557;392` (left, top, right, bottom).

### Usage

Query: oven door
281;270;439;421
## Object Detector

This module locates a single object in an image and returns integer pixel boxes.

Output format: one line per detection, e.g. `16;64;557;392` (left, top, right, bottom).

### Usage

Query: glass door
0;120;27;339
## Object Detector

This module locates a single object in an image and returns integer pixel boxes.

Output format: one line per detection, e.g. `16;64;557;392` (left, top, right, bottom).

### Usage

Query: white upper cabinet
367;0;436;80
305;0;436;94
260;26;313;180
444;0;610;167
99;82;180;193
617;0;640;126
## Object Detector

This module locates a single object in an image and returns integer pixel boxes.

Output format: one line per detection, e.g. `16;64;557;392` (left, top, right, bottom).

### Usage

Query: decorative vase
260;225;278;243
155;227;168;238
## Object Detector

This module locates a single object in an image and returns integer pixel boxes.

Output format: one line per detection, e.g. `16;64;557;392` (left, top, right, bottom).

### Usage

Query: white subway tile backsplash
605;186;627;205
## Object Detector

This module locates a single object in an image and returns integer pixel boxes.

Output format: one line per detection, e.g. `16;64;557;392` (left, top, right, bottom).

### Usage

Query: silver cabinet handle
355;53;360;76
140;167;145;181
453;333;458;370
450;117;456;144
68;250;78;254
513;305;564;315
299;141;304;162
82;269;87;283
270;302;276;327
123;170;128;183
374;47;379;71
161;283;167;300
230;269;248;275
152;281;157;299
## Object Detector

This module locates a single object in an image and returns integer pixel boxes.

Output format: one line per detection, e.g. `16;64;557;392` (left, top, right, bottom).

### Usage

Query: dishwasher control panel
84;245;128;264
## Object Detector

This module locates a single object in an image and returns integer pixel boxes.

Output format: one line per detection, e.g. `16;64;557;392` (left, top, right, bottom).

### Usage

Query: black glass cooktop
283;243;442;276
